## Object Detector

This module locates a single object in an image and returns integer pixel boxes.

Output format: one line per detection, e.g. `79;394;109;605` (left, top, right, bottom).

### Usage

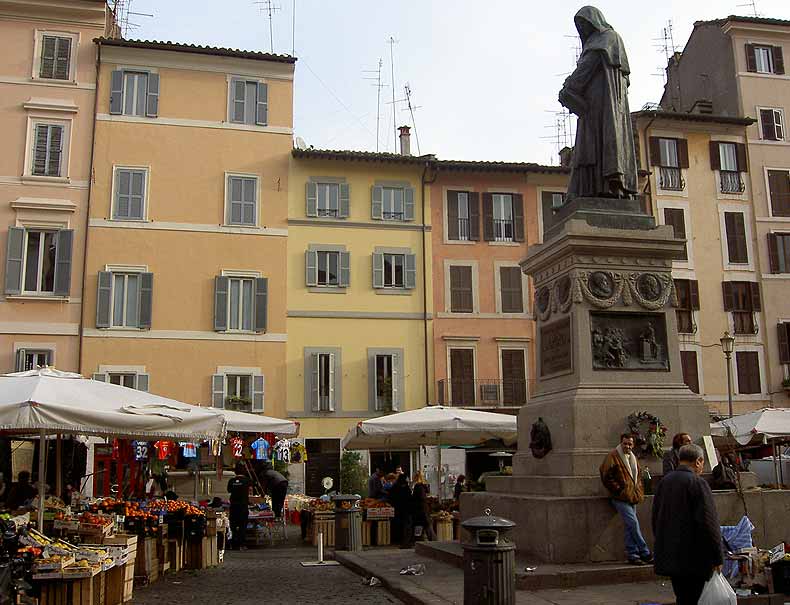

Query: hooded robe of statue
559;6;638;200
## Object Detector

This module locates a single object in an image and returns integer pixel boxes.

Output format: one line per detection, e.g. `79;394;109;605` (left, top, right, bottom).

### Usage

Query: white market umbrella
341;406;517;498
710;408;790;446
0;368;227;530
206;407;300;437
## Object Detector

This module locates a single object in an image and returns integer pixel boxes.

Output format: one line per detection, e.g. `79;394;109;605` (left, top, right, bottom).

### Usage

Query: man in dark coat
652;444;723;605
227;463;251;550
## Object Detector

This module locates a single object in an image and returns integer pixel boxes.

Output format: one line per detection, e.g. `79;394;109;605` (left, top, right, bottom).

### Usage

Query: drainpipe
421;160;438;406
78;43;101;374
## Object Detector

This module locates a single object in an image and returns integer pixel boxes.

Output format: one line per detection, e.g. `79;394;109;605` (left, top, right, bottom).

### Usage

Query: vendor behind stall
227;463;251;550
259;464;288;519
5;471;37;510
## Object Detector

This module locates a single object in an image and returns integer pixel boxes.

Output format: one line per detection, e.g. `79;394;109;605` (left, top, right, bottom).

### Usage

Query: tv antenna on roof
363;58;388;152
254;0;281;53
111;0;152;38
736;0;760;17
388;36;399;153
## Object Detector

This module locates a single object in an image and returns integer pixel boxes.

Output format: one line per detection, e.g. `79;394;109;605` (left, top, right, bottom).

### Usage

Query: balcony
720;170;745;194
457;217;470;241
493;219;514;242
436;378;528;408
659;166;685;191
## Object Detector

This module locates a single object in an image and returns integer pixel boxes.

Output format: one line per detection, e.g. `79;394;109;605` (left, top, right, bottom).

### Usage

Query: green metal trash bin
461;508;516;605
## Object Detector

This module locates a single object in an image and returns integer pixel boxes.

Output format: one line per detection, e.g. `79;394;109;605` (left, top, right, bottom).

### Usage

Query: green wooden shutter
212;375;225;408
339;252;350;287
5;227;25;295
305;250;318;286
689;280;701;310
648;137;662;166
468;192;481;241
214;276;229;331
254;277;268;333
145;72;159;117
371;186;383;219
138;272;153;329
310;354;320;412
761;109;777;141
339;183;350;218
749;281;762;312
768;233;780;273
735;144;748;172
404;254;417;289
53;229;73;297
252;375;264;411
327;353;336;411
306;182;318;217
372;253;384;288
677;139;690;168
513;194;525;242
136;374;149;392
403;187;415;221
709;141;721;170
722;281;735;311
256;82;268;125
96;271;113;328
110;70;124;114
368;352;377;411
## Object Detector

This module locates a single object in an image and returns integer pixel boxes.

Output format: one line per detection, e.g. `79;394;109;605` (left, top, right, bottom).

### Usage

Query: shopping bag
413;525;423;538
698;572;737;605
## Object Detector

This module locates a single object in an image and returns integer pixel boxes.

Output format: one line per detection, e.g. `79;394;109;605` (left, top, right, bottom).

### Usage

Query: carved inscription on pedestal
540;317;572;377
590;312;669;371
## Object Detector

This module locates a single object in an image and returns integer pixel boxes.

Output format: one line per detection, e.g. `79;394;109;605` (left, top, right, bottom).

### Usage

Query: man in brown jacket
600;433;653;565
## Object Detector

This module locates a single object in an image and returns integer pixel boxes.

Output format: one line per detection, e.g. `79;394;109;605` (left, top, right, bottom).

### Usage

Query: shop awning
710;408;790;447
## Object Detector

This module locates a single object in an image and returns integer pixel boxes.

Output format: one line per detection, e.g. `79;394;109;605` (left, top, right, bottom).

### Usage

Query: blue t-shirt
251;438;270;460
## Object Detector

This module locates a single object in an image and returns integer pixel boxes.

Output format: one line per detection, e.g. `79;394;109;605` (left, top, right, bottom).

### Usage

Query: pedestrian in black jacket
652;444;723;605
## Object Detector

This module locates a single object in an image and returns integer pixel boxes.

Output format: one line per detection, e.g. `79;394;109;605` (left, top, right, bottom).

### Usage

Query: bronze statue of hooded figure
559;6;638;200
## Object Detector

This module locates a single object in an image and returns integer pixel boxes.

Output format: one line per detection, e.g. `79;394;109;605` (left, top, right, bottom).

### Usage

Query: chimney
559;146;574;168
398;125;411;156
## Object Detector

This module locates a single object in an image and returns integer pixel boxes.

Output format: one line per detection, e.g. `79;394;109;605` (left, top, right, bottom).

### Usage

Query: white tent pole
436;432;441;499
38;429;46;531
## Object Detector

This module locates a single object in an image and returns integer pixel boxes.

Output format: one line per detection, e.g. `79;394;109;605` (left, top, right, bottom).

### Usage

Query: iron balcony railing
493;219;514;241
659;166;685;191
457;218;470;240
436;378;528;407
720;170;745;194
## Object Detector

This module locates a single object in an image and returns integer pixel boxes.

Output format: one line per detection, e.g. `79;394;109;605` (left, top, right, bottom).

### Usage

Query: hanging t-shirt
229;437;244;459
180;442;198;458
274;439;290;463
210;439;221;457
111;438;121;460
132;440;150;461
251;438;270;461
154;440;173;460
290;442;308;463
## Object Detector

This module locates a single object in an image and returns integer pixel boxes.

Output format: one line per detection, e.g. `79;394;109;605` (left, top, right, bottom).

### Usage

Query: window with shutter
663;208;688;261
500;266;524;313
674;279;698;334
447;191;472;241
20;230;57;294
225;374;253;411
655;138;685;190
226;276;255;331
382;254;406;288
110;273;142;328
109;373;137;389
449;349;475;406
760;108;784;141
228;78;267;125
31;124;64;177
770;233;790;273
768;170;790;217
317;251;340;286
491;194;515;242
724;212;749;264
501;349;527;405
315;353;335;411
113;168;147;220
725;281;758;334
777;323;790;365
374;354;395;411
540;191;565;239
680;351;700;394
736;351;761;394
39;35;72;80
16;349;52;372
449;266;473;313
754;46;774;73
315;182;340;217
254;277;267;333
226;175;257;226
122;71;150;117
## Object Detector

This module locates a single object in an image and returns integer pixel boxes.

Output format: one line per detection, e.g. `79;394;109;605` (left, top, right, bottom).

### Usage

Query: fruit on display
359;498;392;509
79;512;113;527
309;499;334;512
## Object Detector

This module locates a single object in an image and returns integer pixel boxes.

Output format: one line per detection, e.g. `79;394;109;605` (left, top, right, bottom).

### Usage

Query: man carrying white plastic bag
652;444;730;604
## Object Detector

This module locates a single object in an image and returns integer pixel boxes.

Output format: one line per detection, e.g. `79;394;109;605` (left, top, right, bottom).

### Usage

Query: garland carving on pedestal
626;411;667;459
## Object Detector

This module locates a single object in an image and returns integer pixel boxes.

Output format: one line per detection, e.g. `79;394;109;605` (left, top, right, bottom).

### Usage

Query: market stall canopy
205;407;299;437
341;405;518;450
0;368;226;440
710;408;790;447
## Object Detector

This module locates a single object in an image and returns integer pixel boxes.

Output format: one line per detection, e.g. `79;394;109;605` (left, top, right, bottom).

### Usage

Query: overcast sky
129;0;790;165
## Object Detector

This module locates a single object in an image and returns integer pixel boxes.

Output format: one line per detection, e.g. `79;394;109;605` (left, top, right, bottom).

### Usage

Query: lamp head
720;331;735;356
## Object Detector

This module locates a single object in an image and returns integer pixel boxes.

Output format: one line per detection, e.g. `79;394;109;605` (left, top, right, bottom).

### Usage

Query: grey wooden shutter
252;375;265;411
745;44;757;72
677;139;689;169
339;252;351;287
371;186;383;219
231;78;245;122
40;36;56;78
15;349;26;372
138;272;153;329
735;144;748;172
328;353;336;411
513;194;525;242
5;227;25;295
254;277;268;333
447;191;459;240
648;137;662;165
403;187;415;221
214;276;229;331
306;182;318;217
115;169;130;218
305;250;318;286
110;70;124;114
404;253;417;289
145;73;159;117
53;229;73;297
212;374;225;408
391;353;401;411
136;374;149;392
773;46;785;75
92;373;107;382
54;37;71;80
32;125;49;175
482;193;494;241
469;192;480;241
709;141;721;170
310;354;320;411
256;82;268;125
372;253;384;288
722;281;735;311
96;271;113;328
689;280;701;310
47;126;63;177
368;352;377;411
339;183;350;218
778;323;790;364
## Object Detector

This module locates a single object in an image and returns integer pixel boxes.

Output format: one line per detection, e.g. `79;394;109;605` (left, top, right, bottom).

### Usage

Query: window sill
31;77;77;86
308;286;347;294
374;288;413;296
307;215;347;221
222;223;260;229
98;326;143;331
110;217;148;223
217;330;261;335
6;294;68;302
488;241;520;247
21;175;70;185
443;239;476;245
656;188;688;198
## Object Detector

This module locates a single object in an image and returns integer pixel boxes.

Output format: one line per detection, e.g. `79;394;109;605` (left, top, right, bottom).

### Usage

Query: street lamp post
721;331;736;418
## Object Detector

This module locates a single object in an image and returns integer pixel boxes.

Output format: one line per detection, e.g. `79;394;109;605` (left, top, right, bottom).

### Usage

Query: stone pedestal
474;198;712;562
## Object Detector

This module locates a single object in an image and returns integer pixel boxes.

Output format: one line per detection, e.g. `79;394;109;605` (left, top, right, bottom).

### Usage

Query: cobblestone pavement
131;547;404;605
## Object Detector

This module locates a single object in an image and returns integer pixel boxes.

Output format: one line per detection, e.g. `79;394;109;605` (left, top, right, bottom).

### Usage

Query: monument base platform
461;488;790;563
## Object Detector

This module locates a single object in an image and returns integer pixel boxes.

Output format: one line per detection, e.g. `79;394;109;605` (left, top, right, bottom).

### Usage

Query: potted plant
225;395;252;411
782;377;790;392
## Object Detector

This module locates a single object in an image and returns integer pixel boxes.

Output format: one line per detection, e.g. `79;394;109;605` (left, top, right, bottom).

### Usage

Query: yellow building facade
81;39;295;416
287;146;433;492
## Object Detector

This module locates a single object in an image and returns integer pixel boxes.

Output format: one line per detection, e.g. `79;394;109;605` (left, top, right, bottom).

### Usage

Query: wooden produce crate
375;520;391;546
167;539;183;573
38;582;68;605
435;520;453;542
156;540;169;574
309;513;335;547
121;562;134;603
104;564;125;605
361;521;372;547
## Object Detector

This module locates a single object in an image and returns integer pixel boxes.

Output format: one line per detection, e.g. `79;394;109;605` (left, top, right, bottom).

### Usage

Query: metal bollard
331;494;362;552
461;508;516;605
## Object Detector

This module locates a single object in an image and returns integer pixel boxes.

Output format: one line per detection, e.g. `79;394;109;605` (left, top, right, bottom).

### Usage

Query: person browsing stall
227;463;251;550
259;463;289;519
662;432;692;475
